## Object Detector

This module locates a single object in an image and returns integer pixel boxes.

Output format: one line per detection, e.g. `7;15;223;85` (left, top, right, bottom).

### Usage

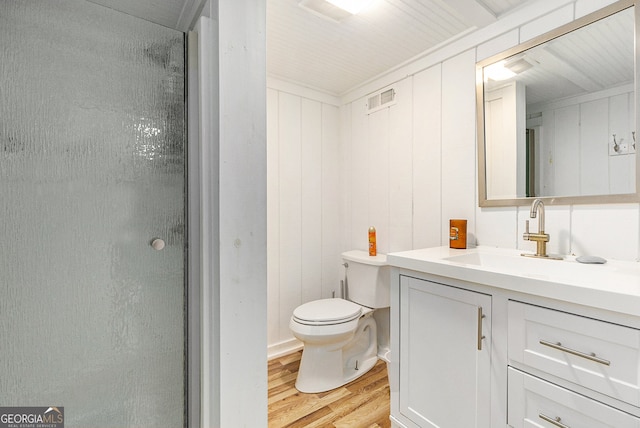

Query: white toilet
289;250;390;393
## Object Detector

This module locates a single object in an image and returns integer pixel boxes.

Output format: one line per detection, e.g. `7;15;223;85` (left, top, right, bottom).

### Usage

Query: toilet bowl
290;298;378;393
289;250;390;393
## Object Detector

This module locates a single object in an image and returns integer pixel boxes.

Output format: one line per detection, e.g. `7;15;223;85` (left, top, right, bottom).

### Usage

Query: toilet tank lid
342;250;387;266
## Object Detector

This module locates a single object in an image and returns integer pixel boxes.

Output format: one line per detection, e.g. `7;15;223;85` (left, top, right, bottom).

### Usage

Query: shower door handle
151;238;166;250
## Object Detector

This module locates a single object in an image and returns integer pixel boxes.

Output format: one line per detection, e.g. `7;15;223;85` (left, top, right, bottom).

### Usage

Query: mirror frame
476;0;640;207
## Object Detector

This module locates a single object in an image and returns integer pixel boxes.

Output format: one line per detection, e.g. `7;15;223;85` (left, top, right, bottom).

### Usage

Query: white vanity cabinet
388;246;640;428
395;275;491;428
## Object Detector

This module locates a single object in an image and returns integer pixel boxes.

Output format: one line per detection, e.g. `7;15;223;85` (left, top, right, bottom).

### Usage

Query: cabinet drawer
508;367;640;427
508;301;640;407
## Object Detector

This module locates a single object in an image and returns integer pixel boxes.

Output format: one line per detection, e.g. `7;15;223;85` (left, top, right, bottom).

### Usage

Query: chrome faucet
522;199;560;259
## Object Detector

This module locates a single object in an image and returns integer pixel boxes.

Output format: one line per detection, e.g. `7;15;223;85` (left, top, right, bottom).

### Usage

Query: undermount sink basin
441;251;592;281
443;252;562;269
387;245;640;318
441;249;635;284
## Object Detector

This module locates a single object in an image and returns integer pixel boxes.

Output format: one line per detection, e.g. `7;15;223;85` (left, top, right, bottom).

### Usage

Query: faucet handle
525;220;530;234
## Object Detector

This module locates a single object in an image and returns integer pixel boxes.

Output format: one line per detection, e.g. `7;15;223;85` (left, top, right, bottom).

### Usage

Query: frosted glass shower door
0;1;186;426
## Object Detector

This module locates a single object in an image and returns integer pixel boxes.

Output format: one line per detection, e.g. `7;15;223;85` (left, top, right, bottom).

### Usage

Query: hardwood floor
268;351;391;428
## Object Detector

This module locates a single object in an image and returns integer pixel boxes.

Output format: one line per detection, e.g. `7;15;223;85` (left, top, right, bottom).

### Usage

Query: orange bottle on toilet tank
368;226;377;256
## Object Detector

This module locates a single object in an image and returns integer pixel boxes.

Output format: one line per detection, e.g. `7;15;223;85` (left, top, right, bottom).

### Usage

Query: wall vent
367;88;396;114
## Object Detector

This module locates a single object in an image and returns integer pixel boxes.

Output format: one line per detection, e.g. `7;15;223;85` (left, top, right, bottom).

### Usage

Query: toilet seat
292;298;362;326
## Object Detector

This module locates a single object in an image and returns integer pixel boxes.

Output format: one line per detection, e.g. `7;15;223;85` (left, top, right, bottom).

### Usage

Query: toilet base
294;315;378;393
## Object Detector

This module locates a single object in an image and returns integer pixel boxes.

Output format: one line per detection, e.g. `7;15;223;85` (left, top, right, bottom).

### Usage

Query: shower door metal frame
186;30;201;428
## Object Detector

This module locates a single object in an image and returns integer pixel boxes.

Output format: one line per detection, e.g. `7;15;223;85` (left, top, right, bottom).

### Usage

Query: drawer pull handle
477;307;486;351
539;340;610;366
539;413;570;428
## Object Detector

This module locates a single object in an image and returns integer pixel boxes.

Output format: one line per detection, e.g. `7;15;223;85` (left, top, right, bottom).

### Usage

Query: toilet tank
342;250;390;308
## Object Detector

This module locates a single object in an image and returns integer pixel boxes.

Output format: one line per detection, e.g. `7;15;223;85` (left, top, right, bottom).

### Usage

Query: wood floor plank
310;381;389;428
269;387;352;427
345;362;388;393
332;385;391;428
328;374;389;421
277;351;303;365
269;370;298;391
282;405;335;428
268;351;391;428
268;382;301;405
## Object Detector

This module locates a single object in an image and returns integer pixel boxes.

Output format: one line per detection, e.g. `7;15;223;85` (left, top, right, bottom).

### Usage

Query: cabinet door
399;276;491;427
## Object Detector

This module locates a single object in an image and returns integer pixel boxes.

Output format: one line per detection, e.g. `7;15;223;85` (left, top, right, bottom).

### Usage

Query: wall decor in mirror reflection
476;0;640;207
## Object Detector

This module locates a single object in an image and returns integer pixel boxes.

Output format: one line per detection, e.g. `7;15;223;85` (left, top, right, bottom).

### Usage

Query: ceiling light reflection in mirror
476;0;638;207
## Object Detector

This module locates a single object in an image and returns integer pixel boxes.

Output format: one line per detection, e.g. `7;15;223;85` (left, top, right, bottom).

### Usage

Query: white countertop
388;246;640;317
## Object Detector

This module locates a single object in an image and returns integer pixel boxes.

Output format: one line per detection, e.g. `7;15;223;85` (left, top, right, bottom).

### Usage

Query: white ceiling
86;0;534;95
268;0;532;95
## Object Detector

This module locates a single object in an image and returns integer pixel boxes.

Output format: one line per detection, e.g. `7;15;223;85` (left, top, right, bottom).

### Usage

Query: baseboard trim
268;338;303;361
390;414;408;428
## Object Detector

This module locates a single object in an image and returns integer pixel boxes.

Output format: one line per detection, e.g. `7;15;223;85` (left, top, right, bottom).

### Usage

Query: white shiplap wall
267;82;342;357
267;0;640;357
342;48;479;253
344;79;414;256
342;0;640;258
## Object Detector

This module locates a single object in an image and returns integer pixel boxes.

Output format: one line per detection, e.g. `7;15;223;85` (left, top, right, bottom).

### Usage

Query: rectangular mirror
476;0;640;207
